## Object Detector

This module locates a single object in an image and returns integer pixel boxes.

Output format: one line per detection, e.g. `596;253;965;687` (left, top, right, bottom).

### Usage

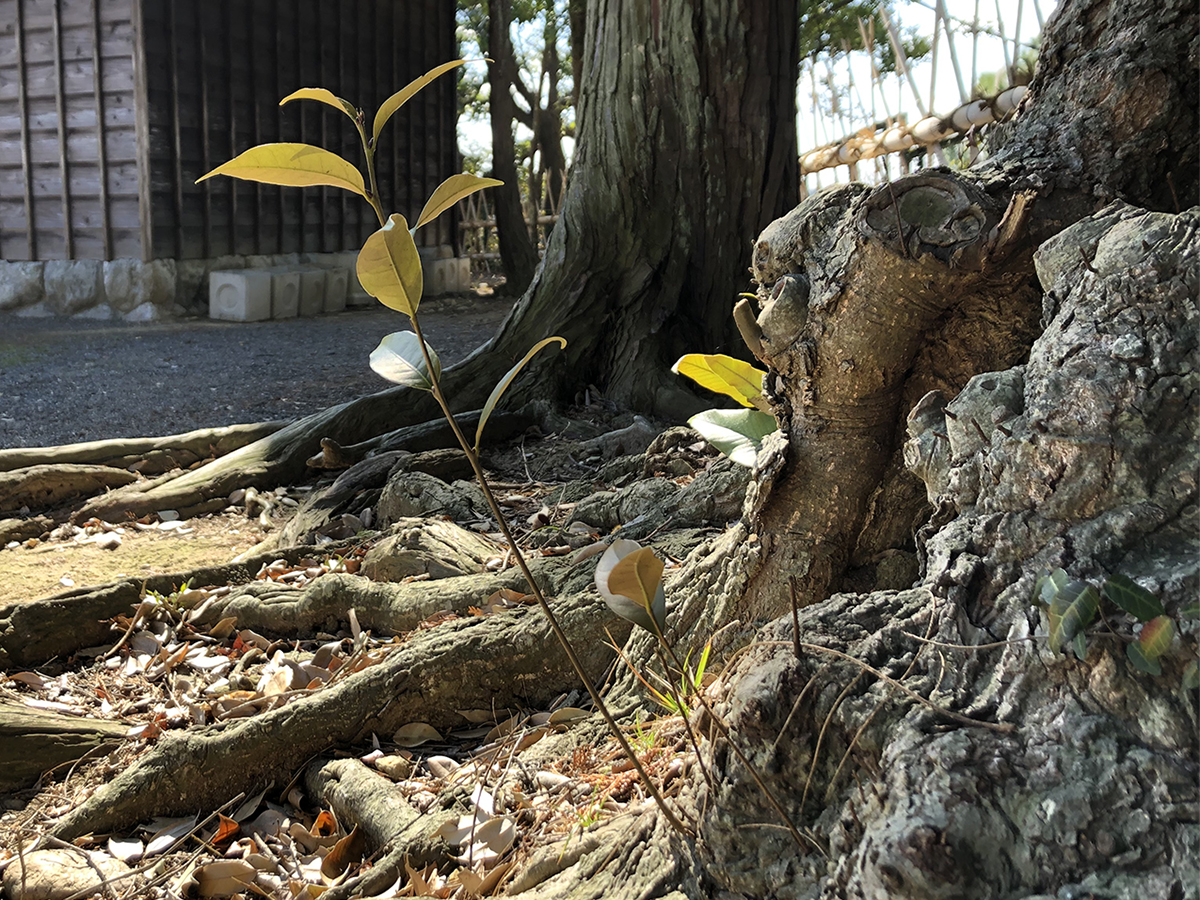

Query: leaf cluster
670;353;778;468
1034;569;1198;687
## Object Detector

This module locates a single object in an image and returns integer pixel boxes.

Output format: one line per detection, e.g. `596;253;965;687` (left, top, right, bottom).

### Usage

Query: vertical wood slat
274;0;283;253
226;0;237;254
248;1;261;255
51;0;73;258
131;0;152;261
317;0;328;252
390;1;400;221
336;0;348;250
198;1;211;258
295;2;306;253
89;0;112;259
15;0;36;260
168;0;184;259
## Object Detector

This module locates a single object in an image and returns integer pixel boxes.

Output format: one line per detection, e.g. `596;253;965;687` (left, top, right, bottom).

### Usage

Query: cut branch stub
856;174;995;267
742;171;1040;617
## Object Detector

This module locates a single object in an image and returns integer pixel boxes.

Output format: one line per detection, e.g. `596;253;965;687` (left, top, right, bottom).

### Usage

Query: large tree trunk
480;0;801;418
488;0;542;296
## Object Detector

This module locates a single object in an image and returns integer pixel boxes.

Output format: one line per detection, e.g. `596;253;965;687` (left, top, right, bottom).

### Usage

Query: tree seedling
200;60;691;838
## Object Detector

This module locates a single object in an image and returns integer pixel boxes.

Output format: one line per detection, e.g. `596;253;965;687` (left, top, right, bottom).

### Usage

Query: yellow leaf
279;88;358;123
606;547;665;608
671;353;767;408
357;214;423;317
416;173;503;230
373;60;468;143
197;143;367;198
393;722;442;747
474;336;566;451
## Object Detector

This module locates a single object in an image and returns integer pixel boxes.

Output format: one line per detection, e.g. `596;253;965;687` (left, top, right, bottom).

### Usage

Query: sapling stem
646;606;817;852
405;313;693;838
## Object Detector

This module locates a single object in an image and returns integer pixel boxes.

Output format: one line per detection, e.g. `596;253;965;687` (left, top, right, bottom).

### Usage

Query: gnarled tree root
50;592;626;841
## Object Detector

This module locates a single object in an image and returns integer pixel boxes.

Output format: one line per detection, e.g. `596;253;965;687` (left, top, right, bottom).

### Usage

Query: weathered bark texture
471;0;801;419
51;590;632;841
682;204;1198;899
0;700;127;793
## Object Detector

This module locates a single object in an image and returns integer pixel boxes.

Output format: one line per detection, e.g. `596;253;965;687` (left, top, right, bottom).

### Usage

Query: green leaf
373;60;468;144
416;174;503;230
671;353;768;410
197;143;367;198
1182;660;1199;691
1126;641;1162;675
1034;567;1069;606
1137;615;1175;660
357;214;423;317
1047;580;1099;655
1071;631;1088;660
1101;574;1165;622
1178;603;1200;620
368;331;441;391
687;408;779;467
473;337;566;452
279;88;358;123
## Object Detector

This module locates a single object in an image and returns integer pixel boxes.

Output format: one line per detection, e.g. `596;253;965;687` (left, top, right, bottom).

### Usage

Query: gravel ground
0;296;512;449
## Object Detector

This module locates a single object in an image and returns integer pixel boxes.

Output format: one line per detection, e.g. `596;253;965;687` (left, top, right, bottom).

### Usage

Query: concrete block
323;269;348;314
269;270;301;318
209;270;273;321
425;258;470;296
425;259;451;297
44;259;103;314
73;305;115;321
103;258;177;314
0;261;44;311
123;302;159;322
15;301;54;318
295;267;327;316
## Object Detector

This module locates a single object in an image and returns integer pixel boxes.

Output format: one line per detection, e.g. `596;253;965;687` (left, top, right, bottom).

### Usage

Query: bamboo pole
879;5;927;117
994;0;1015;86
938;0;969;104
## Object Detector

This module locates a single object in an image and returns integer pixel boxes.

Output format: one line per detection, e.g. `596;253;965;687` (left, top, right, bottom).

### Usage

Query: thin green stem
406;313;693;838
357;123;387;227
646;616;818;853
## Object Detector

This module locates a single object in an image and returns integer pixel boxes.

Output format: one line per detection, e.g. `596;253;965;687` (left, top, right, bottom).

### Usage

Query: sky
456;0;1057;185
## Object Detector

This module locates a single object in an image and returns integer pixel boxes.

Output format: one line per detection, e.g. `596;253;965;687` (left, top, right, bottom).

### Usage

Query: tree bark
477;0;801;419
488;0;542;295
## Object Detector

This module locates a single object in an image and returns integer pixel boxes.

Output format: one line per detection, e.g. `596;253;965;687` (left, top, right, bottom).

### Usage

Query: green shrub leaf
357;214;423;317
687;409;778;467
1126;641;1162;675
1047;580;1099;654
373;60;468;143
1178;603;1200;620
1034;567;1069;606
1101;574;1165;622
368;331;441;391
416;174;503;230
197;143;367;198
1137;615;1175;660
474;337;567;452
671;353;768;409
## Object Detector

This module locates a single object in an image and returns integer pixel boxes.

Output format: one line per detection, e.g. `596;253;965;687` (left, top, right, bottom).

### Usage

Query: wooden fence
0;0;458;263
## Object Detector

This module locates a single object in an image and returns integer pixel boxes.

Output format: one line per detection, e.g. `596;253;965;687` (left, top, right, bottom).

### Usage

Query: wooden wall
0;0;141;261
137;0;459;262
0;0;458;263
